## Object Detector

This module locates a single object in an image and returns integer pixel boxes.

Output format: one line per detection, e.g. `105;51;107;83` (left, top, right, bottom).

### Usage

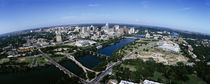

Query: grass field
36;56;49;65
0;58;10;64
185;74;207;84
121;64;136;71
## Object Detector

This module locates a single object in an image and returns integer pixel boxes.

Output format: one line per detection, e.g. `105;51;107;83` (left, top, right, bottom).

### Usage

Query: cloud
88;4;99;7
180;7;192;11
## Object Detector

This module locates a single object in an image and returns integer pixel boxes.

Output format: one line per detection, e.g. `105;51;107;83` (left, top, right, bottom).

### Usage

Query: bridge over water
89;51;110;59
38;49;87;84
65;54;100;81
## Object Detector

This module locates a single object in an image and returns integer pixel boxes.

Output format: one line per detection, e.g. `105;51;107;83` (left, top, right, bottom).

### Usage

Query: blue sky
0;0;210;34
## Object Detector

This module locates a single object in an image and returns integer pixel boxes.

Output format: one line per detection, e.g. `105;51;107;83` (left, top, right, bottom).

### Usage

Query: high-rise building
114;25;120;31
90;25;95;31
105;23;109;30
86;26;90;32
81;27;87;33
128;27;135;34
123;26;128;34
145;33;151;38
120;28;124;34
55;31;62;42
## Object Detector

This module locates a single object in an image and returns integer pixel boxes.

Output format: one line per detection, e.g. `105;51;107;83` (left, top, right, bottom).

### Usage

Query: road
88;61;121;84
31;55;38;67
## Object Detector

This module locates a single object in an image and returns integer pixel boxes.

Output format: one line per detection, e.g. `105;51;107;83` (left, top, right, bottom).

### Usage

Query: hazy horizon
1;23;209;36
0;0;210;34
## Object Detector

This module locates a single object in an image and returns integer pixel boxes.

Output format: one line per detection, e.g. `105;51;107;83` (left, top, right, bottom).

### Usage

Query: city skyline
0;0;210;34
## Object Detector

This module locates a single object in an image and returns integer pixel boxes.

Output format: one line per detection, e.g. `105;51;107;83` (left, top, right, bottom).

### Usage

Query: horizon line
0;23;209;36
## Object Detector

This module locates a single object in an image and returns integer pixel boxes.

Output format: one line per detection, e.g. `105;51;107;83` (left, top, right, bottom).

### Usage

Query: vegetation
87;71;96;79
111;59;206;84
56;76;81;84
0;64;50;73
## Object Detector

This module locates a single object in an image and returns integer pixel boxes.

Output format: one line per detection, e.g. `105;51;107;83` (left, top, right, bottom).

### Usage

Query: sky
0;0;210;34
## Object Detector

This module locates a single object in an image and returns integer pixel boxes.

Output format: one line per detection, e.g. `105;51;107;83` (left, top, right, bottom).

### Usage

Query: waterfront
0;36;141;84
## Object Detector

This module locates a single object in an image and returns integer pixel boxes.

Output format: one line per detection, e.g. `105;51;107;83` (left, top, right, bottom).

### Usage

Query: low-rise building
18;46;34;52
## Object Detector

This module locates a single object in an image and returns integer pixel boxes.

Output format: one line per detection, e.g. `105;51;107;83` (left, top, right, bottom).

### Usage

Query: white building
75;40;96;47
128;27;135;34
158;41;180;52
119;80;137;84
146;33;151;38
143;80;161;84
114;25;120;31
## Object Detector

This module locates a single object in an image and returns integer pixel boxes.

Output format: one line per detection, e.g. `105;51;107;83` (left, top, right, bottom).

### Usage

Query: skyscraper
123;26;128;34
145;33;151;38
105;23;109;30
128;27;135;34
81;27;87;33
120;28;124;34
55;31;62;42
114;25;120;31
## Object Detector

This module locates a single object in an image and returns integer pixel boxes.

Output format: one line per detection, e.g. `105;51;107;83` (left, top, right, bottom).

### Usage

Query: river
0;35;142;84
